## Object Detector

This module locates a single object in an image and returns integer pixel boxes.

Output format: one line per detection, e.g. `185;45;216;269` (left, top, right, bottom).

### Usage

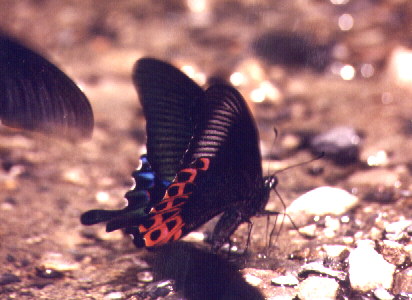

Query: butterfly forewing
0;35;93;139
133;58;204;182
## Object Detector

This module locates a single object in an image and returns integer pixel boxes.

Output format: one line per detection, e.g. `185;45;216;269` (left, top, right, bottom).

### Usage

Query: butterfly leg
244;220;254;253
210;210;243;253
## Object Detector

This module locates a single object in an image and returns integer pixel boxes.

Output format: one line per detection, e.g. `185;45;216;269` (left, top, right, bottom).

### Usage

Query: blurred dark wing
133;58;204;182
0;36;93;139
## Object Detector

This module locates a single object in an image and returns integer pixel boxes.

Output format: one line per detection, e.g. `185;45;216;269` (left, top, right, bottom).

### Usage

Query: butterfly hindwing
0;35;93;139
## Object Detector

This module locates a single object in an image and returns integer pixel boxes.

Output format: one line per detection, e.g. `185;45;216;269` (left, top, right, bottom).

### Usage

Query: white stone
348;240;396;292
244;274;262;286
287;187;358;223
104;292;125;300
298;277;339;300
373;288;394;300
271;274;299;286
322;245;348;258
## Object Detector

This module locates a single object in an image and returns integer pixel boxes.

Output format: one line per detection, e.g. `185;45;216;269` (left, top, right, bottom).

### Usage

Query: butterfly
81;58;279;251
0;35;93;139
0;35;279;251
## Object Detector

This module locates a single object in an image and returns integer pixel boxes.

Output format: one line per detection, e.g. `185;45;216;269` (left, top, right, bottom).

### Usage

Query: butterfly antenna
266;127;280;175
269;152;324;178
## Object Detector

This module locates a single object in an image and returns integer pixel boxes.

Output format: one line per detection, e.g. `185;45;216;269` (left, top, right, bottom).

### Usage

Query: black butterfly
0;35;93;139
81;58;278;251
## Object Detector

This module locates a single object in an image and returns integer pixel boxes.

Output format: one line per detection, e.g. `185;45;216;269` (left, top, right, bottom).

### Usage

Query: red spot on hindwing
140;211;184;247
140;158;211;247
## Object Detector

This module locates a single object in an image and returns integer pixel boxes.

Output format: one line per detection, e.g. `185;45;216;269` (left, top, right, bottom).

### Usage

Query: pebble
271;275;299;287
297;276;339;300
103;291;125;300
35;266;64;279
61;167;90;185
299;261;347;282
322;245;348;258
286;186;359;225
384;219;412;242
0;273;21;286
298;224;317;237
348;240;396;292
136;271;154;283
378;240;408;266
373;287;394;300
310;126;361;164
244;274;262;286
39;252;80;271
144;280;174;298
393;267;412;295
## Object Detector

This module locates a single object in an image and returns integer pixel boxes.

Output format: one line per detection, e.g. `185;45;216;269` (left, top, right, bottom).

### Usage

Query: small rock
384;220;412;242
244;274;262;286
393;267;412;294
287;186;358;225
288;247;311;261
104;291;125;300
35;266;64;279
297;277;339;300
299;261;346;282
379;240;408;266
373;288;394;300
310;126;361;164
271;275;299;287
348;240;396;292
39;252;80;271
137;271;153;283
144;280;174;298
298;224;317;237
324;216;341;238
361;149;390;167
95;191;111;204
0;273;21;286
62;167;90;185
322;245;348;258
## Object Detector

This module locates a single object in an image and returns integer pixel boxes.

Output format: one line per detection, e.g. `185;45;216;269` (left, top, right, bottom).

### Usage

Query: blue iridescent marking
139;172;155;181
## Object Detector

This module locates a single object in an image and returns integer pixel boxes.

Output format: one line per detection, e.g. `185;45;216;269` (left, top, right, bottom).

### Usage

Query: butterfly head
264;175;278;191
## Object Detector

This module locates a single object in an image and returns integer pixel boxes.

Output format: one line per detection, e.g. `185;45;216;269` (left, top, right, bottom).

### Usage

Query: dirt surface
1;1;412;299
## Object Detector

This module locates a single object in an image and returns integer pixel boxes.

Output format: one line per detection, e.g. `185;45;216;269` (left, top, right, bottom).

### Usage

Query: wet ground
0;1;412;299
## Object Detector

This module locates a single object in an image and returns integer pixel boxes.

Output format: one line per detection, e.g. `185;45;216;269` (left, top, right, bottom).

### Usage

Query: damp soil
1;1;412;299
